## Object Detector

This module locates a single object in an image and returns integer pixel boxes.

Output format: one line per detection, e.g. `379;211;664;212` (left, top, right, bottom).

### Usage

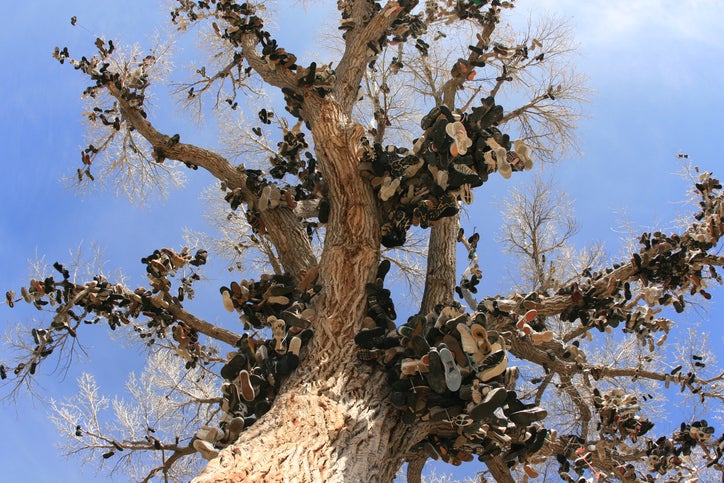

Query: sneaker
410;335;430;358
269;316;287;354
497;152;512;179
509;407;548;426
220;353;247;381
513;140;533;170
470;323;491;354
457;323;479;355
477;349;508;382
379;176;400;201
421;105;453;130
426;348;447;394
457;183;474;205
221;382;241;412
438;344;461;391
503;366;519;390
530;330;554;345
445;121;472;156
196;426;225;443
401;358;429;376
523;463;539;478
442;334;468;368
258;184;272;211
354;327;386;348
193;439;220;460
220;286;234;312
237;370;256;402
432;192;459;220
468;386;506;421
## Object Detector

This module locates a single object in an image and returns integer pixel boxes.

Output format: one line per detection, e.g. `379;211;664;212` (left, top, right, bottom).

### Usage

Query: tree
2;1;724;482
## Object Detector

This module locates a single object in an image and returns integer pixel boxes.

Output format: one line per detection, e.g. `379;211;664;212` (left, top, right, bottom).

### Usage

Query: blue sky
1;1;723;481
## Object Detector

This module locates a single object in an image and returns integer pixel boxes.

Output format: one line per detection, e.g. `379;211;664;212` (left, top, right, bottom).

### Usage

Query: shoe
258;184;271;211
280;310;311;329
226;416;246;438
509;407;548;426
523;463;539;478
287;336;302;356
478;349;508;382
426;348;447;394
442;334;468;368
221;382;241;413
401;358;429;376
513;140;533;170
438;344;461;391
446;121;472;156
196;426;225;443
470;323;491;353
379;176;400;201
503;366;519;390
432;192;459;220
410;335;430;358
457;183;474;205
269;316;287;354
456;323;479;355
237;370;256;402
390;154;424;178
354;327;386;348
449;162;480;187
497;153;512;179
530;330;554;345
468;386;507;421
421;105;453;130
220;287;234;312
220;353;247;381
193;439;220;460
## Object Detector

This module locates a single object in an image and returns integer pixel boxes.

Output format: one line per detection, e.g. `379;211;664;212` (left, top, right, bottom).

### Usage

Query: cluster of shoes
455;229;482;310
554;436;616;483
354;259;550;466
641;420;724;477
551;172;724;357
192;326;312;460
193;273;319;459
223;110;328;238
594;389;654;443
2;247;210;379
218;271;320;329
137;248;211;368
339;0;506;63
360;100;532;248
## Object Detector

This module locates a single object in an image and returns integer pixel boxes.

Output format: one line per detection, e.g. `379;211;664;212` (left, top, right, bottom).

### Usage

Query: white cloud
517;0;724;49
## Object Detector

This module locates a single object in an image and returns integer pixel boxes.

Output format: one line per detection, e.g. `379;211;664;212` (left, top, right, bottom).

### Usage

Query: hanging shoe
193;439;220;460
477;349;508;382
220;286;234;312
514;140;534;170
236;370;256;402
446;121;472;156
379;176;401;201
426;347;447;394
438;344;461;391
468;386;506;421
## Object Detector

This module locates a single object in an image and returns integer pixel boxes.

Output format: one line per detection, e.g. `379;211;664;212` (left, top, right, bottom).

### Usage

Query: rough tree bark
194;99;423;482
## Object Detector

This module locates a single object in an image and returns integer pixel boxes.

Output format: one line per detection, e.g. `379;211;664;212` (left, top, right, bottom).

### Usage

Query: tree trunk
420;215;459;315
194;351;427;482
194;100;427;482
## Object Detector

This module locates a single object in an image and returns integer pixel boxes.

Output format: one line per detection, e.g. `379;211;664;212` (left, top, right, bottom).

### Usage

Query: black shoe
354;327;386;349
426;348;447;394
220;353;248;381
468;387;507;421
509;407;548;426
